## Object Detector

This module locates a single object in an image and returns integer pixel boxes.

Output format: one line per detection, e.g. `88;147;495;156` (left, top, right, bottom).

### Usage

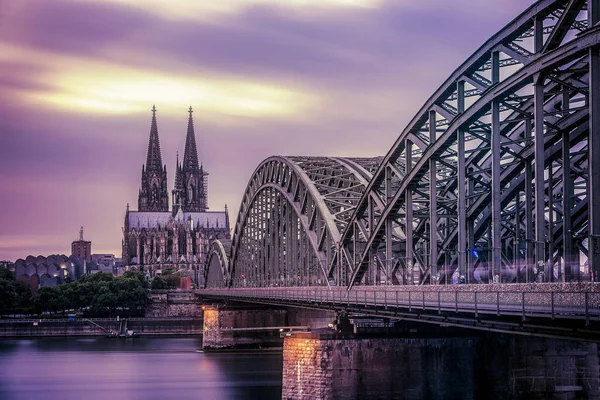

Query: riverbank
0;317;203;337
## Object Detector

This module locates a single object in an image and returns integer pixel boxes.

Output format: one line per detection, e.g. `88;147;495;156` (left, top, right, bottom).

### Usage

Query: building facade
122;106;230;285
15;255;85;293
71;226;92;262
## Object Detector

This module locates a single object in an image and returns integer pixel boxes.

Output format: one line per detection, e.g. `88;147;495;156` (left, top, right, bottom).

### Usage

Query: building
92;254;115;265
14;255;85;293
0;260;14;272
122;106;230;285
71;227;92;262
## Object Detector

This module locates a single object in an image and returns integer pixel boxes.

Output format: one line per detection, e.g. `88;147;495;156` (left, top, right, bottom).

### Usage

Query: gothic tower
138;105;169;212
177;106;207;212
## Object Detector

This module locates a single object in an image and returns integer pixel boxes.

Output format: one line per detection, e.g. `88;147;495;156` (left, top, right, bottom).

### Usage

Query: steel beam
589;2;600;281
562;128;574;281
525;119;534;282
406;140;414;285
534;74;547;281
457;80;467;281
386;166;393;285
491;50;502;282
429;110;438;283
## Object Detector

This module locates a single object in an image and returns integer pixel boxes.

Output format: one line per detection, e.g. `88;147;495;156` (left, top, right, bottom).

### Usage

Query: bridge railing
200;288;600;324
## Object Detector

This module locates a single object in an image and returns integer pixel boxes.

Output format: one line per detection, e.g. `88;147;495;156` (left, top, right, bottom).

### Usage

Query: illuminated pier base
282;332;599;400
201;305;287;350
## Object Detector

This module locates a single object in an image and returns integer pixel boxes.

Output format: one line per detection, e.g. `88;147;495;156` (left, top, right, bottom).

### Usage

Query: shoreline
0;317;204;338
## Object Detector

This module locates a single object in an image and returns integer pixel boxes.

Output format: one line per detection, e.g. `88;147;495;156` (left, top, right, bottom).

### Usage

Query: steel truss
206;0;600;289
335;0;600;288
220;156;381;288
205;239;231;288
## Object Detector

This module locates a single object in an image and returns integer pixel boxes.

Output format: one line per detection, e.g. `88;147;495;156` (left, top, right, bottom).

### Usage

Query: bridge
201;0;600;341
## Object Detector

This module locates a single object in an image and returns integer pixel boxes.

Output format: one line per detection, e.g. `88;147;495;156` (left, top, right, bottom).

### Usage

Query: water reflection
0;338;282;400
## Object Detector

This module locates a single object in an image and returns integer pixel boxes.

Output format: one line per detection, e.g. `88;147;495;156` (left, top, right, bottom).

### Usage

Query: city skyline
0;0;532;260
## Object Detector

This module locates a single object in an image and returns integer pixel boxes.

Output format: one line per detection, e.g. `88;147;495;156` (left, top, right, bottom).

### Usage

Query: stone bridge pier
281;331;600;400
201;304;336;350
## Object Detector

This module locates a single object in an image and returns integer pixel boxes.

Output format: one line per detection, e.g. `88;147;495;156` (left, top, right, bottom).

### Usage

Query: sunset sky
0;0;534;261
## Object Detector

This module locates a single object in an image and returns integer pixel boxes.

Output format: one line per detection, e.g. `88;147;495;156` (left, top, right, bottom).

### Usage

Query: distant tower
71;226;92;262
179;106;208;212
138;105;169;212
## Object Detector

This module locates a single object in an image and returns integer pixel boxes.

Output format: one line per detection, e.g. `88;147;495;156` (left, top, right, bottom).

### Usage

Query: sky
0;0;535;261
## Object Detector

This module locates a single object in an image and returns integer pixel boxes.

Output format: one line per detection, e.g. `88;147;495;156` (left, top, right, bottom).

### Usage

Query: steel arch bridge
205;156;382;287
206;0;600;289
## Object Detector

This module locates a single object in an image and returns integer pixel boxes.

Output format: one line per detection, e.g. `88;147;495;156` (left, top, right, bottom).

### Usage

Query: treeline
0;270;149;317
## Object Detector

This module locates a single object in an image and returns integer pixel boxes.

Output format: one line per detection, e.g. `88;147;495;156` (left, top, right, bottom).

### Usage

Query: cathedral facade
122;106;230;285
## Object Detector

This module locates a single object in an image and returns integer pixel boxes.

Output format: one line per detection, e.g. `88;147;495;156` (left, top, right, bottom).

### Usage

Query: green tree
35;286;58;314
0;268;14;281
150;276;167;289
13;280;32;315
165;273;181;289
0;279;17;316
84;272;113;283
122;271;149;289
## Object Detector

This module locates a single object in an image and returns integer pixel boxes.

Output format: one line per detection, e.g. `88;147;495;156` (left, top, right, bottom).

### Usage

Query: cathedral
122;106;230;285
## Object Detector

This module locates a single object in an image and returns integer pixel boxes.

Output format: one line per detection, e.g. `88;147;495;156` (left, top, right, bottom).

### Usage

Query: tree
122;271;149;289
164;273;181;289
0;268;14;281
0;279;17;316
84;272;113;283
150;276;167;289
13;280;32;315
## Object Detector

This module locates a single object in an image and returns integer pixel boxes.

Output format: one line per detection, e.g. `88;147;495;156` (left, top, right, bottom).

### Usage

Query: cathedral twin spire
138;106;207;214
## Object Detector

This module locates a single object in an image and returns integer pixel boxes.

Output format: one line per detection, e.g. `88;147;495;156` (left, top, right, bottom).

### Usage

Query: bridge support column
202;305;287;350
281;332;599;400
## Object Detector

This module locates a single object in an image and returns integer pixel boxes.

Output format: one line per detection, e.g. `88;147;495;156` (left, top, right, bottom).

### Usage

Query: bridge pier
201;305;288;350
282;331;600;400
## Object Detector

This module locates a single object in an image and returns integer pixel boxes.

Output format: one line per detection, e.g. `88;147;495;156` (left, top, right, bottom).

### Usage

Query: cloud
0;0;537;259
77;0;385;22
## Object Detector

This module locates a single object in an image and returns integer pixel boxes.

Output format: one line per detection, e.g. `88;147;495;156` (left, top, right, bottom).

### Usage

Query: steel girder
205;239;230;288
338;0;600;288
227;156;380;287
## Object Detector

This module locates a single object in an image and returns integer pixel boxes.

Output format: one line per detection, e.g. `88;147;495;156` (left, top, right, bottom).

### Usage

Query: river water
0;337;283;400
1;336;598;399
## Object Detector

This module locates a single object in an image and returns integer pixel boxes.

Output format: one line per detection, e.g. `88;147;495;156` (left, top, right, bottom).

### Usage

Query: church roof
128;211;228;230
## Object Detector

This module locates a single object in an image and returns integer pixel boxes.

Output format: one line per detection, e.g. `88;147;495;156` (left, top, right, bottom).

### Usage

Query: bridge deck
199;284;600;341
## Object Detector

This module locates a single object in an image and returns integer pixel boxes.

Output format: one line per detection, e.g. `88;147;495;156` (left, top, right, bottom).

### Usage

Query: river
0;337;282;400
1;336;598;399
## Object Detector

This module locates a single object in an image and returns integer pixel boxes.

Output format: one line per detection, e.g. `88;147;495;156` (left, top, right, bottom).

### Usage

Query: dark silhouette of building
71;226;91;262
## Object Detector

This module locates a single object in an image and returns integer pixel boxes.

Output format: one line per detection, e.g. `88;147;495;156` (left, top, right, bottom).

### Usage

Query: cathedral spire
183;106;199;172
177;106;207;212
146;105;163;170
138;105;169;212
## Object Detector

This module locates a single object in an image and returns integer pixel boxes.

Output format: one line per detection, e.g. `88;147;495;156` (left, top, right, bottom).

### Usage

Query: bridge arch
227;156;380;287
336;0;600;287
205;239;230;288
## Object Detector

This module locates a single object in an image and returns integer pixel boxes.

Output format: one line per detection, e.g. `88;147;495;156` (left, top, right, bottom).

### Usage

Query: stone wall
146;290;202;317
0;318;203;337
286;308;336;329
0;320;119;337
202;306;287;349
282;333;600;400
